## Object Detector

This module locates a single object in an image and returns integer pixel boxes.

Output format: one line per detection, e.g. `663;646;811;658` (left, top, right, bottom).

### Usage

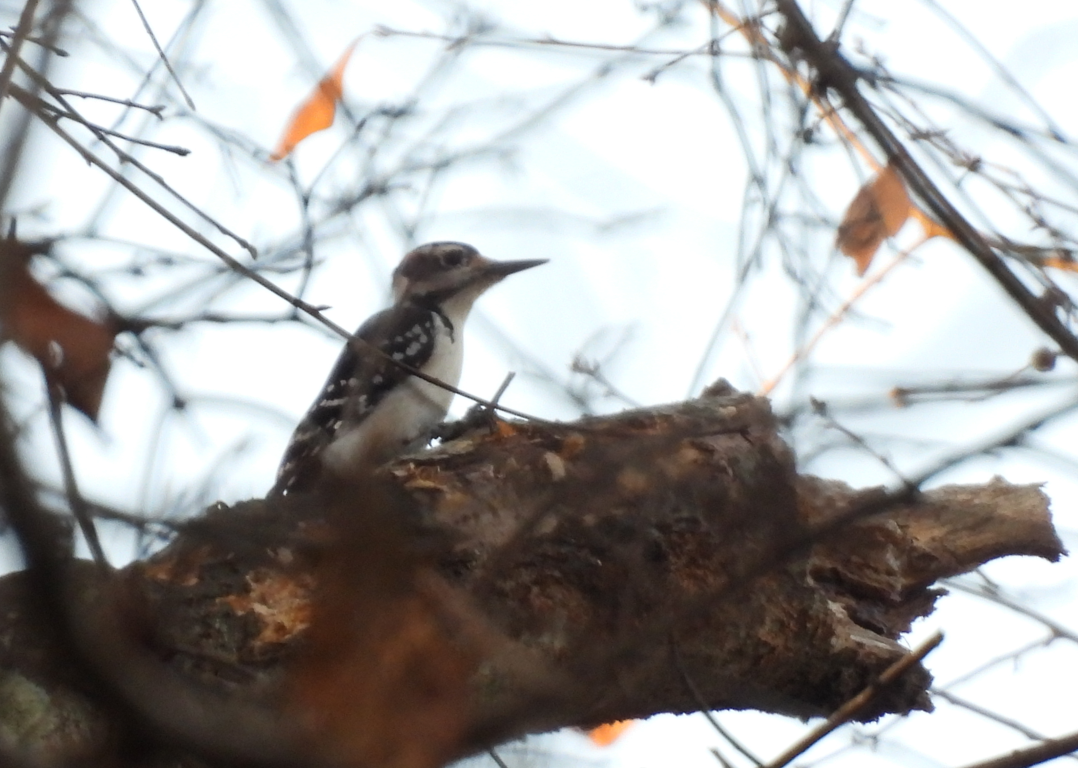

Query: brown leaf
836;163;911;275
271;38;360;161
912;209;953;241
0;241;115;421
1043;254;1078;273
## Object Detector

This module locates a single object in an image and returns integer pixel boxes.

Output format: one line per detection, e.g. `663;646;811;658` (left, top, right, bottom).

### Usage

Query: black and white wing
272;303;445;495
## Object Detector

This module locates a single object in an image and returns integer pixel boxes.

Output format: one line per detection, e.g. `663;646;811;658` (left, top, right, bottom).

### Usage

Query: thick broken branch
0;384;1063;767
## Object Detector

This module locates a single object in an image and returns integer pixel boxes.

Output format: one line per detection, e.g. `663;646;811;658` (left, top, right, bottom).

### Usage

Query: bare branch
764;632;944;768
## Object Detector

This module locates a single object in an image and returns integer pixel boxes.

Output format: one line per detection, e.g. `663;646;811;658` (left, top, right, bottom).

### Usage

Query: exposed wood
0;383;1063;767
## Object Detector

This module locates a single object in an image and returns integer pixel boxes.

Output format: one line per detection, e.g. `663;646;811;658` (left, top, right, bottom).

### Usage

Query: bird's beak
478;258;548;280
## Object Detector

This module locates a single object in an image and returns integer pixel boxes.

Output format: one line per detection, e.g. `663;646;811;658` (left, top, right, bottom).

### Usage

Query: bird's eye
442;249;465;267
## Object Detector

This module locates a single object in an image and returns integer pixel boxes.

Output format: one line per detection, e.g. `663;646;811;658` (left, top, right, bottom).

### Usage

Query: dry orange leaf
271;38;360;161
1042;255;1078;273
911;208;953;242
836;163;911;275
587;719;635;747
0;241;115;421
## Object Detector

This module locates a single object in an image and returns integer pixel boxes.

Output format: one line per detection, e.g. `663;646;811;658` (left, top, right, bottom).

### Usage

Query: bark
0;383;1064;768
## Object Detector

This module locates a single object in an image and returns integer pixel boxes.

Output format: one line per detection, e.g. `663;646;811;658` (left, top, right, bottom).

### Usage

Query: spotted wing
272;303;442;495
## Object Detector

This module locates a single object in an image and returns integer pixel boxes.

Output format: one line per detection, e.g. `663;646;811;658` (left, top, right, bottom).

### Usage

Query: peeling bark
0;384;1064;767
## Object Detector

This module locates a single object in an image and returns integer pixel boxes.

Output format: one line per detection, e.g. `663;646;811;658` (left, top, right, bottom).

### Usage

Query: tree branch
775;0;1078;363
0;384;1063;767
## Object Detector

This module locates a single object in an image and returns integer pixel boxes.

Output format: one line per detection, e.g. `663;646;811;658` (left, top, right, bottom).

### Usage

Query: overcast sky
2;1;1078;766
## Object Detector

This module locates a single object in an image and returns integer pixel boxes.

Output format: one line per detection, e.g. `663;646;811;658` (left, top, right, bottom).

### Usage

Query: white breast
322;312;463;469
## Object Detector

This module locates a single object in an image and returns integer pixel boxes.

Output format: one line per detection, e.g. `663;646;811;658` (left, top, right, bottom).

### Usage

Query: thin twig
53;88;164;116
44;383;109;569
488;371;516;407
762;631;944;768
710;747;736;768
759;238;923;396
889;373;1072;406
117;311;304;332
12;84;186;153
906;395;1078;488
956;731;1078;768
374;24;752;58
0;25;66;55
570;353;641;408
775;0;1078;364
932;689;1063;746
129;0;195;109
39;485;179;538
642;40;716;83
939;635;1055;690
0;0;40;121
286;161;317;302
811;400;909;481
919;0;1064;140
672;641;764;766
945;580;1078;644
0;41;255;255
830;0;857;42
28;109;550;425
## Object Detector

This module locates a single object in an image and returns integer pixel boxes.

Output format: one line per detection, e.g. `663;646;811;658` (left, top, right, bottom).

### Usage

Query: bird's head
391;242;547;306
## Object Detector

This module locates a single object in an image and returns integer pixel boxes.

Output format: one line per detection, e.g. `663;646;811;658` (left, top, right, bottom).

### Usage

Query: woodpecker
272;242;546;495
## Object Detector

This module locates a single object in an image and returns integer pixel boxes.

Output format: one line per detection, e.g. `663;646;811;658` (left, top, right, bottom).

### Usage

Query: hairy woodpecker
272;242;546;495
